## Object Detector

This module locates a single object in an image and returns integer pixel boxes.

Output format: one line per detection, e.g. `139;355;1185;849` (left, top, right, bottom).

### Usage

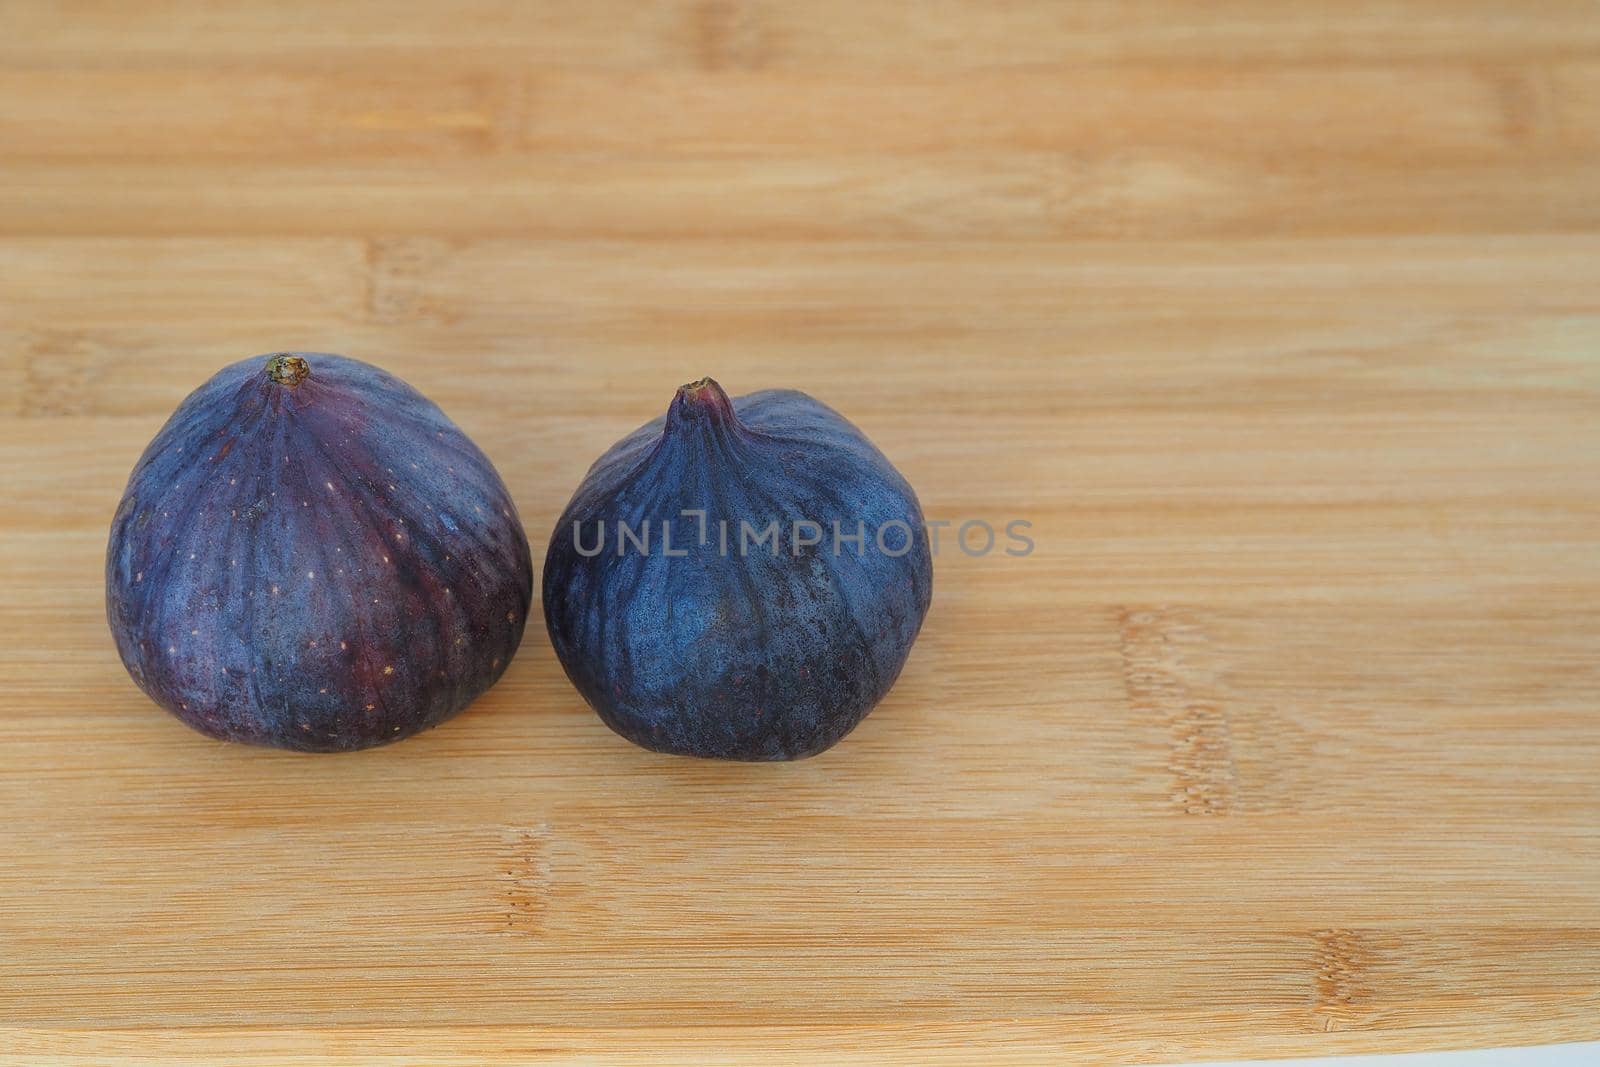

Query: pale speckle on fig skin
105;352;533;753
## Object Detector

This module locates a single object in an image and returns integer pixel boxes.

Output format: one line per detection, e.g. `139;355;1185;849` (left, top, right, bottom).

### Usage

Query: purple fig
543;378;933;760
106;353;532;752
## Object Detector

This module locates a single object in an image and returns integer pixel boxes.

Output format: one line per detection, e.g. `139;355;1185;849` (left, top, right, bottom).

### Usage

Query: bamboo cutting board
2;3;1599;1063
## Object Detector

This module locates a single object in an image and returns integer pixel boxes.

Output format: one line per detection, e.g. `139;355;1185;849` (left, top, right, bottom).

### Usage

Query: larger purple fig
543;378;933;760
106;353;532;752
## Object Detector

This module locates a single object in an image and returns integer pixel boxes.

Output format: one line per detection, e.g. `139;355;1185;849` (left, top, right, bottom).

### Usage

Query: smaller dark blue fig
543;378;933;760
106;353;533;752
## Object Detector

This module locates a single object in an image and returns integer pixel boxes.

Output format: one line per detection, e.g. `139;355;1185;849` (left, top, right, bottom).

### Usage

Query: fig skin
543;378;933;760
106;353;532;752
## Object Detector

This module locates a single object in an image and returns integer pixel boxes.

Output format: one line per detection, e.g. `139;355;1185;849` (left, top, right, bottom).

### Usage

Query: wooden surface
3;3;1599;1063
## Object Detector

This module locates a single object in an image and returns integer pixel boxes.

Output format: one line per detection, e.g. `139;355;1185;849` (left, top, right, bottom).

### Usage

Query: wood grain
2;2;1598;1063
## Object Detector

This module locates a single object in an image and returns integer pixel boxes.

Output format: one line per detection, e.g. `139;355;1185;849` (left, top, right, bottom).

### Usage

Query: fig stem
265;354;310;387
666;376;740;435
